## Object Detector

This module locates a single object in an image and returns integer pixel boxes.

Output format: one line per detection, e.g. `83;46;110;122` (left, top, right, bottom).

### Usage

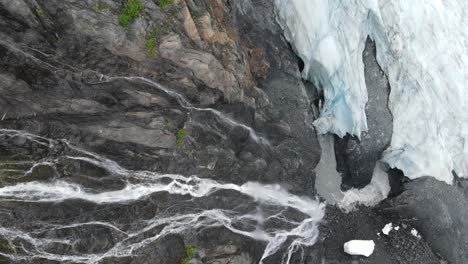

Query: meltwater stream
106;76;271;148
0;129;324;263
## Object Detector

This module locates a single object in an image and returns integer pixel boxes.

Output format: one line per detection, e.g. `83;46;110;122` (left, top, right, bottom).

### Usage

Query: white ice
275;0;468;184
411;228;421;239
343;240;375;257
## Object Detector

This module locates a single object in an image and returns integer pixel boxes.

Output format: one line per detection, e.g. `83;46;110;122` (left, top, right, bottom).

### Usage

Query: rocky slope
0;0;465;263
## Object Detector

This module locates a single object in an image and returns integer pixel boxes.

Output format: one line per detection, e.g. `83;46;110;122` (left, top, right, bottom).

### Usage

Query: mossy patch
181;245;197;264
119;0;144;29
0;241;15;254
35;8;44;16
95;1;109;11
165;120;172;127
158;0;174;8
145;27;169;58
176;129;187;145
145;38;156;58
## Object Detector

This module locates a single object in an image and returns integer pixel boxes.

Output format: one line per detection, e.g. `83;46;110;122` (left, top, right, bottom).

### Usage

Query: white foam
0;132;324;263
314;134;390;210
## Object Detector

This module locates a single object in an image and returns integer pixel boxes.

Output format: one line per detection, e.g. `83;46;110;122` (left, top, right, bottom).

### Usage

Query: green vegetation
181;245;197;264
119;0;144;29
1;242;15;254
185;246;197;255
145;37;156;58
165;120;172;127
158;0;174;8
2;243;12;251
145;27;169;58
35;8;44;16
95;1;109;11
176;129;187;145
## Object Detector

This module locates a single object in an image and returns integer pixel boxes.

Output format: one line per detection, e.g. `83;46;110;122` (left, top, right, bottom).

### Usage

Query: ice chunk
343;240;375;257
274;0;468;183
411;228;421;239
382;223;393;235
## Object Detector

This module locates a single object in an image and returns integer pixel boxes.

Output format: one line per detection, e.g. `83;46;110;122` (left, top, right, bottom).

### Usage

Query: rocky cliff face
0;0;320;195
0;0;323;263
0;1;465;264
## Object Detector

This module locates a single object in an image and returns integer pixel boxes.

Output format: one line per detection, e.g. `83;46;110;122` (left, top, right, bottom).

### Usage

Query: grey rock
387;177;468;264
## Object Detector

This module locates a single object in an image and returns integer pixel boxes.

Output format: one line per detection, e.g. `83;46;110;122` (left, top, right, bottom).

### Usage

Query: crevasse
274;0;468;184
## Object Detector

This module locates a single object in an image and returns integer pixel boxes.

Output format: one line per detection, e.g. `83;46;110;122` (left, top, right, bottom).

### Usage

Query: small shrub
95;1;109;11
176;129;187;145
119;0;144;29
158;0;174;8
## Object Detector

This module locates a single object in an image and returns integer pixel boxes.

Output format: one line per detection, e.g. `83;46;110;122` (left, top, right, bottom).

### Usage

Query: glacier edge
274;0;468;183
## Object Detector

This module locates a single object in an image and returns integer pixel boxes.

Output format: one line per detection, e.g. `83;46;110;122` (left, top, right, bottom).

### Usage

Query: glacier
275;0;468;184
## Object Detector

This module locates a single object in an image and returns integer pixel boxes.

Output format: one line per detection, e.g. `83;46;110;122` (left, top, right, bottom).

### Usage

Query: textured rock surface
387;177;468;264
0;0;458;263
0;0;321;262
0;0;320;196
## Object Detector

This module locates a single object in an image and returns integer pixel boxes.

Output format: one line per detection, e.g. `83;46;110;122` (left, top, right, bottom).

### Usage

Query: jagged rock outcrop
0;0;320;262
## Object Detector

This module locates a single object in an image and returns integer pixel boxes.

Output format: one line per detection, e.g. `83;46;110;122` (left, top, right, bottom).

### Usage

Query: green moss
180;257;189;264
95;1;109;11
176;129;187;145
165;120;172;127
145;37;156;58
158;0;174;8
119;0;144;29
145;27;169;58
180;245;196;264
35;8;44;16
1;242;15;254
185;245;197;256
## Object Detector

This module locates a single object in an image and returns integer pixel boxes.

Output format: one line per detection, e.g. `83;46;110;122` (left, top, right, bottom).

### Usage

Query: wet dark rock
129;234;186;264
387;177;468;264
335;38;393;190
304;205;442;264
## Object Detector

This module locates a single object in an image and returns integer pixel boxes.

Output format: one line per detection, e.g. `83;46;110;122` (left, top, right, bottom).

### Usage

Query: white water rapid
0;130;323;263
